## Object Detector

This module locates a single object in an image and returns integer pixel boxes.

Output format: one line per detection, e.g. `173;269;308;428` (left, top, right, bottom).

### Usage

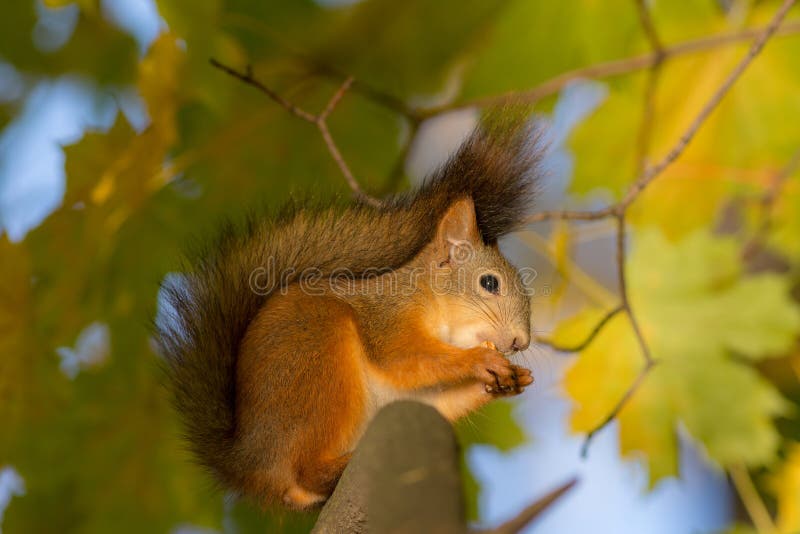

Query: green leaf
459;0;640;104
455;399;527;452
559;229;800;484
455;400;527;522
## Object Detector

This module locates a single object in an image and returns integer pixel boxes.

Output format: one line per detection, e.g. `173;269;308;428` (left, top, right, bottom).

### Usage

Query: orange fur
232;201;534;508
237;286;367;507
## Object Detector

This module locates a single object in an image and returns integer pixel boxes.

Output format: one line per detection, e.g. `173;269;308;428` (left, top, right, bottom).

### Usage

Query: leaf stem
730;463;777;534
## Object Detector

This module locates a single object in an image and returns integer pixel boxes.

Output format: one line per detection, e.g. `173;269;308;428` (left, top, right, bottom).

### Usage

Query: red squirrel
156;116;542;509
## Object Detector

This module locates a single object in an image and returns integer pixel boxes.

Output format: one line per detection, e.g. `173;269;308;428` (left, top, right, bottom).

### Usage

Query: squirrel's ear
433;197;481;264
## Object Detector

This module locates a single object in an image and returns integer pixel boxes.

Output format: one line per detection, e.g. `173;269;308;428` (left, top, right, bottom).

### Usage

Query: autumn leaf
557;229;800;484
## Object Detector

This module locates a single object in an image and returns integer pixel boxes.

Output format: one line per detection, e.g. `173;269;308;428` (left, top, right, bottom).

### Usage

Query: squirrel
156;114;542;510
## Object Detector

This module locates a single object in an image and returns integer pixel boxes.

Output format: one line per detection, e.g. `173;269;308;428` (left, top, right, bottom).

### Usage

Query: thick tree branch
314;401;577;533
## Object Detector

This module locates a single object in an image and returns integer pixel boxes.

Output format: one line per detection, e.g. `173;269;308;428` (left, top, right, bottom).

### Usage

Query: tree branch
210;60;381;206
415;18;800;118
526;0;796;225
210;59;317;123
633;63;662;178
480;478;578;534
614;213;654;366
580;359;656;458
534;305;624;353
314;401;577;533
729;463;778;534
633;0;664;55
619;0;797;210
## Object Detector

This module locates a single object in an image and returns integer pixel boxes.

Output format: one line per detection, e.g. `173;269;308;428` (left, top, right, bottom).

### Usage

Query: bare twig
527;0;796;225
527;206;616;223
633;65;662;177
729;463;778;534
578;213;656;454
415;18;800;118
580;359;655;458
210;59;317;123
614;213;653;366
633;0;664;55
535;305;624;353
319;76;354;121
210;60;381;206
620;0;796;210
480;478;578;534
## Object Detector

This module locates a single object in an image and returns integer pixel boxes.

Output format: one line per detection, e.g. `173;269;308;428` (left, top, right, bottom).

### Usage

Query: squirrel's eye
480;274;500;294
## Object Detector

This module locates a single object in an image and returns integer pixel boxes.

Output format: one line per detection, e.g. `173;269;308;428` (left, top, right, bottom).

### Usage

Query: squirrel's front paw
471;342;534;395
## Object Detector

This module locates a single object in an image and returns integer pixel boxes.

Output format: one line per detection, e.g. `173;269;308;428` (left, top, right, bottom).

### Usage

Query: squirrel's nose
511;334;530;352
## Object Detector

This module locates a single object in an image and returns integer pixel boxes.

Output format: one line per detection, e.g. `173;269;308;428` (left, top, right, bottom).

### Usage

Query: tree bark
313;400;465;533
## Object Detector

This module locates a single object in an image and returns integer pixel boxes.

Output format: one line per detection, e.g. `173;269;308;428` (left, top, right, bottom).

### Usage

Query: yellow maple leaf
557;228;800;484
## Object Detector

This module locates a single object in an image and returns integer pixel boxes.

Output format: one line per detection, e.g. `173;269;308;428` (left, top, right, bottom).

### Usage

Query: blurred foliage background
1;0;800;533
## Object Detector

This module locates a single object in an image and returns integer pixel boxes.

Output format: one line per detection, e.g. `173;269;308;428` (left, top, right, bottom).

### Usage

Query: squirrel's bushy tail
155;113;543;492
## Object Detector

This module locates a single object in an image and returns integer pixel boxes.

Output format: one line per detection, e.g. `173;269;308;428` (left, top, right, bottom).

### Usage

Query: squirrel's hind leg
283;452;352;509
282;485;326;510
240;286;367;509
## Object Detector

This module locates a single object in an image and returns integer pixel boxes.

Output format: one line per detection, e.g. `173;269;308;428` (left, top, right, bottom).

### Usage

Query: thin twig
319;76;354;121
317;119;379;207
526;1;796;225
634;0;664;54
614;213;653;365
633;64;662;177
578;213;657;454
210;60;382;206
416;18;800;118
729;463;778;534
620;0;797;209
210;59;317;123
305;59;420;121
480;478;578;534
527;206;616;223
535;305;624;353
580;359;655;458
